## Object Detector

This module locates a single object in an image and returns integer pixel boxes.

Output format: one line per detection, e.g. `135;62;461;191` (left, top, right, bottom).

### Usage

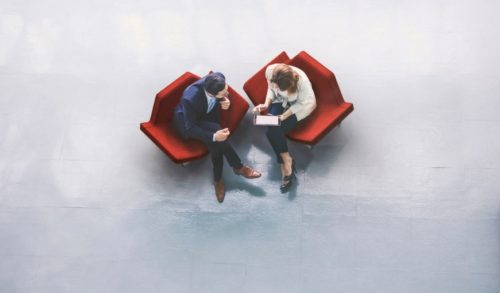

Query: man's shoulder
183;80;205;100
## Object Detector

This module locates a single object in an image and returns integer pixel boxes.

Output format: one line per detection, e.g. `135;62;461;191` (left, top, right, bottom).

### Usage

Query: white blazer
265;64;317;121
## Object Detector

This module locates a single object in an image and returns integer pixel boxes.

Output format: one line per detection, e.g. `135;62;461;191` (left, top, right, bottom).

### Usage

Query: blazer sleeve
289;78;317;121
181;97;215;145
265;65;276;103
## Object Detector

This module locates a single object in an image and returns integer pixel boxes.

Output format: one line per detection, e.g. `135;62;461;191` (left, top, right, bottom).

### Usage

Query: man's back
175;78;207;116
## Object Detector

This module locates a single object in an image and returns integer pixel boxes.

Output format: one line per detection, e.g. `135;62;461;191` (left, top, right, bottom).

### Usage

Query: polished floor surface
1;0;499;292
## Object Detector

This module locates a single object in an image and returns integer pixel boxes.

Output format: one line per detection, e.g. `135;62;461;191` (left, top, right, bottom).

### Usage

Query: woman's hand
253;104;268;114
279;111;292;121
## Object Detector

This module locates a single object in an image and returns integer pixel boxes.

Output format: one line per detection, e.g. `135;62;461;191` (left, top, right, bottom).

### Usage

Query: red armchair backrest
220;86;249;130
289;51;345;106
243;51;290;106
150;72;200;125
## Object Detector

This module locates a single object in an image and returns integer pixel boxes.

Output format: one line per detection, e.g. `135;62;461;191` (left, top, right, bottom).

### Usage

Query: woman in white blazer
253;63;316;192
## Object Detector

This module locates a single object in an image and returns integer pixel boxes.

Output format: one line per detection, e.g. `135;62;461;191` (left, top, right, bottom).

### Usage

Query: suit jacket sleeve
181;95;215;145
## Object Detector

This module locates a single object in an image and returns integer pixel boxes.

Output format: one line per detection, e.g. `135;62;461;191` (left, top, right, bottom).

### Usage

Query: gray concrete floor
1;0;500;292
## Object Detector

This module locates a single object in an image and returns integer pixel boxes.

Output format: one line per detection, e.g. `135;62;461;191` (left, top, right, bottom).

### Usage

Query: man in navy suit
173;72;261;202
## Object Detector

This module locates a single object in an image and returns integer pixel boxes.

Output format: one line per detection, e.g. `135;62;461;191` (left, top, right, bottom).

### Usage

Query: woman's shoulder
289;67;310;92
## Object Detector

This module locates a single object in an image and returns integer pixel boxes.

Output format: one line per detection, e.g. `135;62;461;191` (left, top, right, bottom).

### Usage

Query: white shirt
204;90;217;113
265;64;317;121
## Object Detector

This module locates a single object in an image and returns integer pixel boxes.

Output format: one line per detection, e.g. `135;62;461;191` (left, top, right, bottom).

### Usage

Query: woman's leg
265;104;299;183
266;104;286;164
278;115;298;182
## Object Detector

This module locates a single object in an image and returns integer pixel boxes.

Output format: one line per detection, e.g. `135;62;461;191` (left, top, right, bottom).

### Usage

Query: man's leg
204;109;243;167
197;121;228;181
199;121;260;200
207;144;224;182
221;142;243;169
198;120;244;169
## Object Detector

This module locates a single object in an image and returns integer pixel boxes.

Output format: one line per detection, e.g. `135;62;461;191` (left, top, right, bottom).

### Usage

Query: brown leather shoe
214;180;225;203
233;165;261;179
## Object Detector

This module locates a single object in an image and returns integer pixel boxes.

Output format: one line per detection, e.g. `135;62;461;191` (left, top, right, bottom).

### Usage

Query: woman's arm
279;108;294;120
287;80;317;120
254;65;276;113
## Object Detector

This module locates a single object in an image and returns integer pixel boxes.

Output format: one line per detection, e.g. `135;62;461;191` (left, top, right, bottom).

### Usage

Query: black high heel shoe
280;159;296;193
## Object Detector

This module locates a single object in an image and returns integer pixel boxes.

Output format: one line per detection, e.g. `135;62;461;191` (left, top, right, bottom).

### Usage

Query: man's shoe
214;180;225;203
233;165;261;179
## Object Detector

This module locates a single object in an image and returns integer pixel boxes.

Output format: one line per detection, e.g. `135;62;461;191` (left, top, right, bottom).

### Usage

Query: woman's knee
266;126;281;138
268;104;284;116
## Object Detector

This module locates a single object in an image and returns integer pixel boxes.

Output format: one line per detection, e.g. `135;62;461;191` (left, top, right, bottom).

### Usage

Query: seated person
253;64;316;192
174;72;261;203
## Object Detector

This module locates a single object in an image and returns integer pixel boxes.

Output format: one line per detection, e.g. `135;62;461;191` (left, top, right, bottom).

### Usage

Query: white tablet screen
254;115;280;126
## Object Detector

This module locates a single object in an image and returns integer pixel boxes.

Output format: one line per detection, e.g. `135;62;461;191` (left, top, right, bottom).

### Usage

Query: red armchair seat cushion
140;122;208;163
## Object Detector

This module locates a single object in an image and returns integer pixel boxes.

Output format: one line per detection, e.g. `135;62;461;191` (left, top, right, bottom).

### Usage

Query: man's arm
182;99;215;144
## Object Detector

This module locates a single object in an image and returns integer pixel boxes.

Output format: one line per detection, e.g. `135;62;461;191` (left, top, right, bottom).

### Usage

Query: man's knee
210;140;230;150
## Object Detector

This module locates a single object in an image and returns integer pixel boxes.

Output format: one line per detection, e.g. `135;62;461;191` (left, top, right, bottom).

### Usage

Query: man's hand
220;97;230;110
214;128;230;141
252;104;268;114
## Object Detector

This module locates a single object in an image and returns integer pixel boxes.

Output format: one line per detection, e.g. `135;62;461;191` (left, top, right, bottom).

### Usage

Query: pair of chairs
140;51;354;164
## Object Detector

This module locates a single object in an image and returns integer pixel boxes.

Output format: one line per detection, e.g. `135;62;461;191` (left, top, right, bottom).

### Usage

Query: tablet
254;114;281;126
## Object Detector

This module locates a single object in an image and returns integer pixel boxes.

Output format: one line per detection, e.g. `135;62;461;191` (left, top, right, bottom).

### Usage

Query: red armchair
243;51;354;145
140;72;249;164
243;51;290;107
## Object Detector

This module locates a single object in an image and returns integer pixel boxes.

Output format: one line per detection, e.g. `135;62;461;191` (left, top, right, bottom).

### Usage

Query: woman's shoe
280;159;296;193
280;173;296;193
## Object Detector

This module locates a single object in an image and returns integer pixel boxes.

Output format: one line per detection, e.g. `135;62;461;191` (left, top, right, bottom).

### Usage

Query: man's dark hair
204;72;226;95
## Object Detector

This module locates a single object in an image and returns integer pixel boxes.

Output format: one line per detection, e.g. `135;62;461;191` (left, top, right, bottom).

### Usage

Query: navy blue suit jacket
174;77;221;144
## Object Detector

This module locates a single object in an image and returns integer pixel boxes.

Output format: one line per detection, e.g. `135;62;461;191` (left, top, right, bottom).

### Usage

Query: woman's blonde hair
270;64;299;94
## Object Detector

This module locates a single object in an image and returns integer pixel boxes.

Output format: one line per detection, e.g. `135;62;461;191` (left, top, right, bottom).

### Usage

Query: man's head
204;72;229;99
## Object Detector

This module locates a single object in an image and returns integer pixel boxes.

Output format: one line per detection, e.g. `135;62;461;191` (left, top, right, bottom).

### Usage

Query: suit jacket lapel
199;78;208;114
200;91;208;113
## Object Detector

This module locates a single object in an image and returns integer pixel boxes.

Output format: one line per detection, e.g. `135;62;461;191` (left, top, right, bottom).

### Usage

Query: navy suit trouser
174;112;242;181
